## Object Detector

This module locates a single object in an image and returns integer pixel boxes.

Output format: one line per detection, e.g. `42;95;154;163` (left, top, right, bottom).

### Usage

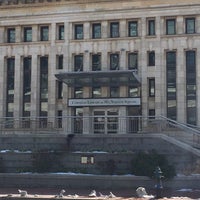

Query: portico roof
55;70;140;87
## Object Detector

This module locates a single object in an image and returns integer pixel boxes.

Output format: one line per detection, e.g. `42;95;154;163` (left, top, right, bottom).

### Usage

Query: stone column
30;54;40;120
0;55;6;118
120;20;126;38
101;21;108;39
177;16;184;35
15;26;21;43
32;25;38;42
118;107;127;134
177;48;186;123
84;22;90;40
14;55;23;127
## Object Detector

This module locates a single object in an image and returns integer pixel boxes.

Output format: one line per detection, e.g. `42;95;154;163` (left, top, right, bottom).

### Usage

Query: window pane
40;26;49;41
75;24;83;39
74;55;83;71
129;21;138;37
57;55;63;69
110;87;119;97
110;54;119;70
92;54;101;71
166;19;176;35
74;87;83;98
110;22;119;38
186;18;195;34
40;57;48;100
129;87;140;97
24;27;32;42
92;87;101;98
92;23;101;39
148;20;155;35
128;53;138;69
149;78;155;97
58;25;64;40
148;51;155;66
7;28;15;43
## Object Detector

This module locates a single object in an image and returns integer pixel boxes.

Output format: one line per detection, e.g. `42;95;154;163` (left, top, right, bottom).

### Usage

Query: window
92;23;101;39
128;21;138;37
148;78;155;97
74;87;83;98
148;19;155;36
149;109;155;119
75;24;83;39
58;25;64;40
92;54;101;71
129;86;140;97
166;51;177;120
110;87;119;98
57;110;62;128
148;51;155;66
185;18;195;34
23;57;31;117
166;19;176;35
110;22;119;38
40;26;49;41
24;27;32;42
74;55;83;71
6;58;15;118
110;54;119;70
92;87;101;98
7;28;15;43
57;81;63;99
186;51;196;125
128;52;138;70
57;55;63;69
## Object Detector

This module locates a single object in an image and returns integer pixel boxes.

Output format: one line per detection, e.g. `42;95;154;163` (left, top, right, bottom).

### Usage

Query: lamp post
154;166;163;198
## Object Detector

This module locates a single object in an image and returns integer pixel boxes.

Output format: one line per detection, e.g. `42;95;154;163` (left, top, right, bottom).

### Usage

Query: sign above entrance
68;98;140;107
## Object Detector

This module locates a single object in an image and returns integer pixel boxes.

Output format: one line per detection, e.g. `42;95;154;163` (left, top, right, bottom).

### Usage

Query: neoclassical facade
0;0;200;134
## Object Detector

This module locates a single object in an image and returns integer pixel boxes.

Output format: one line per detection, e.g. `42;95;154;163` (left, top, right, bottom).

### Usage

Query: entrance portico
55;70;141;134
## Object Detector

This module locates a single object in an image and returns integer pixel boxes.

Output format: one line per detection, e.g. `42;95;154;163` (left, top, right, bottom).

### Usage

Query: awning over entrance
55;70;140;87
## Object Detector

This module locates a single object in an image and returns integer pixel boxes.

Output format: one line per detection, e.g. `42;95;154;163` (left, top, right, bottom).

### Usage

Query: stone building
0;0;200;134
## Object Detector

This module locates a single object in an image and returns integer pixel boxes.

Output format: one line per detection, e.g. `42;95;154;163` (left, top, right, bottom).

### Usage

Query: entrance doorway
93;109;118;134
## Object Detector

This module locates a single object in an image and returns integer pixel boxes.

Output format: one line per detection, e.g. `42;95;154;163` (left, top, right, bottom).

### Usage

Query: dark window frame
128;21;138;37
7;28;15;43
92;54;101;71
74;55;83;71
185;18;195;34
166;19;176;35
128;52;138;70
58;24;64;40
75;24;83;40
110;53;119;70
92;23;101;39
148;78;155;97
40;26;49;41
148;19;155;36
24;27;32;42
110;22;119;38
148;51;155;66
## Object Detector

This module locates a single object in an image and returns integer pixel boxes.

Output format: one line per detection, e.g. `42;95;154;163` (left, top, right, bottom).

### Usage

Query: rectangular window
128;52;138;70
166;19;176;35
24;27;32;42
40;56;48;101
186;50;196;125
75;24;83;39
57;55;63;69
74;87;83;98
166;51;177;120
57;81;63;99
110;87;119;98
128;21;138;37
23;57;31;117
148;51;155;66
148;19;155;36
92;54;101;71
185;18;195;34
129;86;140;97
57;110;62;128
92;87;101;98
149;78;155;97
40;26;49;41
92;23;101;39
110;54;119;70
7;28;15;43
6;58;15;118
74;55;83;71
58;25;64;40
110;22;119;38
149;109;155;119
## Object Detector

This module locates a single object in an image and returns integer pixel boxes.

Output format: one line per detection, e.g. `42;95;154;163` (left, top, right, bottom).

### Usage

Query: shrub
131;150;176;179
